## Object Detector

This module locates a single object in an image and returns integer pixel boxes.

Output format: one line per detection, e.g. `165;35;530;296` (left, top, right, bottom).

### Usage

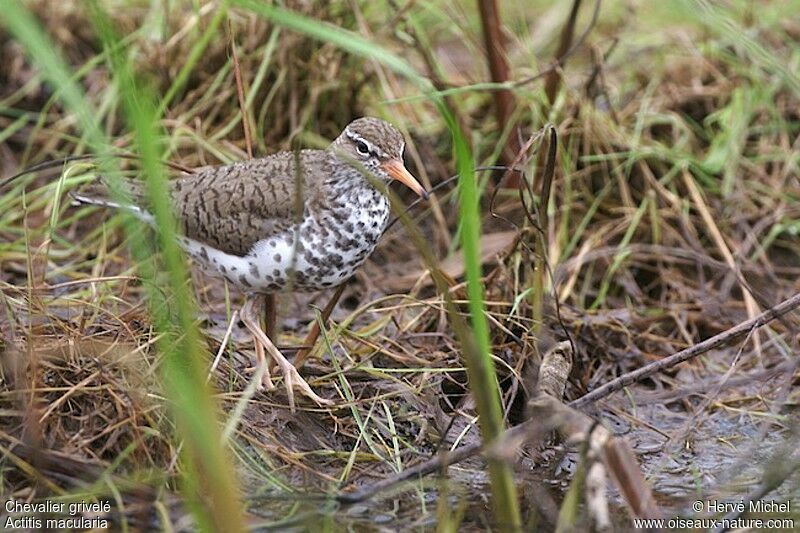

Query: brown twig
570;291;800;409
544;0;584;104
476;0;520;175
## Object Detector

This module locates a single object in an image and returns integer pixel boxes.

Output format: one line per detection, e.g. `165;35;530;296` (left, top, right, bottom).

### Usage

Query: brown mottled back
170;150;334;256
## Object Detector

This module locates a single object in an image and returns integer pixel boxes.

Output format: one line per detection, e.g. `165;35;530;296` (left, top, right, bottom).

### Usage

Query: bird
74;117;428;410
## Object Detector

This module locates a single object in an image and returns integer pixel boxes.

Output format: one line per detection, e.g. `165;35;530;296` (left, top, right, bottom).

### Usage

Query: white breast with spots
182;193;390;293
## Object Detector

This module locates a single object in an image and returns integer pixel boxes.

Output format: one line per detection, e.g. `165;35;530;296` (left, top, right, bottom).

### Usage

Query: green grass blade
446;114;522;529
87;3;246;530
0;4;246;531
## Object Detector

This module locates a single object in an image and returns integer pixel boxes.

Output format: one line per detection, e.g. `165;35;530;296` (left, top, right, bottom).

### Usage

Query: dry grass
2;0;800;529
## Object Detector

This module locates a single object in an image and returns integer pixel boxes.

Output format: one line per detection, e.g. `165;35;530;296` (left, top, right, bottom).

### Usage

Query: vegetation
1;0;799;530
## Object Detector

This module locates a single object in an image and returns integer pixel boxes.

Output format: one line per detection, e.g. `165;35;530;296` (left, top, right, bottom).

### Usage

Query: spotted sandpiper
75;117;428;409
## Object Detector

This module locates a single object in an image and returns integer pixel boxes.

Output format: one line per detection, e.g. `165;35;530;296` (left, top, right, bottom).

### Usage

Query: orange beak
381;159;428;200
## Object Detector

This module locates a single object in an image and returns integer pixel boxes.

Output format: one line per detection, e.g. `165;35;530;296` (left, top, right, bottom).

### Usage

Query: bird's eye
356;140;370;155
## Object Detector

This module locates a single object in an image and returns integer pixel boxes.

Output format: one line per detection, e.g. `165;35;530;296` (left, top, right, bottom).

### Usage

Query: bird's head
332;117;428;199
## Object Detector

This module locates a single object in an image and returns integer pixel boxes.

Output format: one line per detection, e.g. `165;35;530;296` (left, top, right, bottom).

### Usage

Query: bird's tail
71;177;153;223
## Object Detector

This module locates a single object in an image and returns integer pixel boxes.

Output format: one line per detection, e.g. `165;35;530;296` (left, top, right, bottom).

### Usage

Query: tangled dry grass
2;1;800;529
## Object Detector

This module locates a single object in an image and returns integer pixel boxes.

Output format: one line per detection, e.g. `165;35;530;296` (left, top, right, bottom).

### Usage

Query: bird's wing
170;150;328;256
72;150;330;257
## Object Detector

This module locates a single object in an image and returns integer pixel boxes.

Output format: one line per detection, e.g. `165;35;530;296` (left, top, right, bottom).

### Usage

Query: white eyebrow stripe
345;129;382;156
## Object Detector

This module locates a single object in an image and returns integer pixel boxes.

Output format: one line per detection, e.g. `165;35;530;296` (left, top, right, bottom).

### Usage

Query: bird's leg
294;284;346;371
264;293;278;374
240;294;273;390
241;294;333;411
252;334;273;390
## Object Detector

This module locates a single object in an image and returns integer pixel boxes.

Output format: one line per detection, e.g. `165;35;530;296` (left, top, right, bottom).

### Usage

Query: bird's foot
240;294;333;411
242;318;331;412
270;351;334;412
